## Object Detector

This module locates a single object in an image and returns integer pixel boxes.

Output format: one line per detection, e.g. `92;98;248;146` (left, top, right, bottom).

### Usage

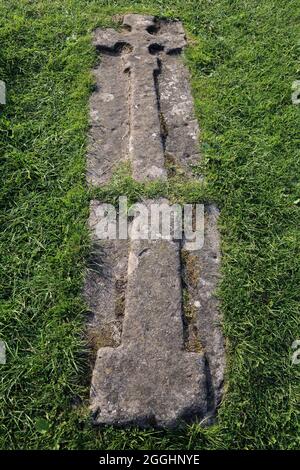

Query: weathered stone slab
89;202;207;427
88;14;201;183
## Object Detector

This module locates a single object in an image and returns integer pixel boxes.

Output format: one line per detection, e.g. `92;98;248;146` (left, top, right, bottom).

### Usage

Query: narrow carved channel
153;59;168;156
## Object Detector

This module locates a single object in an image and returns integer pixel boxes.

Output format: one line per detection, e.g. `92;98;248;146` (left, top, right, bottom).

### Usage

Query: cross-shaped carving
93;14;187;181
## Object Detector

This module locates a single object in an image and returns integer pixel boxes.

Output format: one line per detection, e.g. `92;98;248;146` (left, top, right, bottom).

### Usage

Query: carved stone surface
89;203;207;426
85;14;224;428
87;14;200;184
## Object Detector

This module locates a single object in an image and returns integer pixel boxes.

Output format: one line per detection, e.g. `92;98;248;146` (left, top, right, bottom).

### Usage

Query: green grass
0;0;299;450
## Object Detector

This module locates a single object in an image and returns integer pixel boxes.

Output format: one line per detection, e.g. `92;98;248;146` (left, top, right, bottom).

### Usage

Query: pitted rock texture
84;201;129;351
87;50;129;185
87;14;201;183
89;201;207;427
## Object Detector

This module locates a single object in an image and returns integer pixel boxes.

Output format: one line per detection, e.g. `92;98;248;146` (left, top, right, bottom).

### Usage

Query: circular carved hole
147;25;160;35
149;43;164;55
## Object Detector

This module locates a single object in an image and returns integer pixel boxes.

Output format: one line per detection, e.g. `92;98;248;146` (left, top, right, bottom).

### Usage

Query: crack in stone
123;66;132;162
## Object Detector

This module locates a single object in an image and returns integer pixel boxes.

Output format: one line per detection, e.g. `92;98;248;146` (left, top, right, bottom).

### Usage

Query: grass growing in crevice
89;162;208;206
0;0;299;450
